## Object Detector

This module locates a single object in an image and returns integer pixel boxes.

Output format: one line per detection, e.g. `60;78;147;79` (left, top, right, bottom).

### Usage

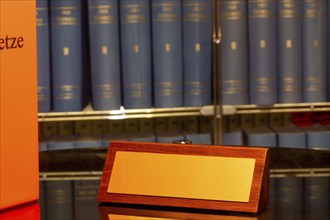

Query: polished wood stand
98;141;269;213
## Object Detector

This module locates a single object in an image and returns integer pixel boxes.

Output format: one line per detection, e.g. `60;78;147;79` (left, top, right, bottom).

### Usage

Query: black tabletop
36;145;330;220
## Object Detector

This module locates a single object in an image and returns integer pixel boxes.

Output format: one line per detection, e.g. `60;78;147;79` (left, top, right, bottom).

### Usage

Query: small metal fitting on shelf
172;139;192;145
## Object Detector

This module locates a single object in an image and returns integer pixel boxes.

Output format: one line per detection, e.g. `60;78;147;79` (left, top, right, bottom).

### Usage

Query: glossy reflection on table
36;176;330;220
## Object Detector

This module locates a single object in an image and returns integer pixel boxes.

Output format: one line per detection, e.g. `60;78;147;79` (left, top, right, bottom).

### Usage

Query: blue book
182;0;212;107
128;132;156;143
88;0;121;110
152;0;183;108
48;135;75;150
302;0;328;102
278;0;303;103
37;0;52;112
102;133;128;148
185;133;212;145
328;0;330;102
243;126;277;147
74;134;103;149
39;136;48;152
248;0;277;105
50;0;85;112
272;125;306;148
220;0;249;105
301;124;330;150
46;181;74;220
156;131;184;143
120;0;152;109
277;176;303;220
74;180;100;220
222;130;244;146
304;177;330;220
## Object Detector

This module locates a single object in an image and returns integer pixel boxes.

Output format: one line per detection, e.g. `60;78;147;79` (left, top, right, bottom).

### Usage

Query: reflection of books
46;181;73;219
304;177;330;219
277;176;303;220
74;180;100;220
99;205;270;220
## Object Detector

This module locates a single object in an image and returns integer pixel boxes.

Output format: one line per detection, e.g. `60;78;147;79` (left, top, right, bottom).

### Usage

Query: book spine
37;0;52;112
120;0;152;109
182;0;212;107
248;0;277;105
304;177;330;219
328;0;330;102
50;0;84;112
152;0;183;108
302;0;328;102
88;0;121;110
278;0;303;103
74;180;100;219
277;176;304;220
220;0;249;105
46;181;74;219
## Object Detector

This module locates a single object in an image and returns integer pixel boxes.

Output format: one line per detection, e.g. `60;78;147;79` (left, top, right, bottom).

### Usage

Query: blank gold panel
108;152;255;202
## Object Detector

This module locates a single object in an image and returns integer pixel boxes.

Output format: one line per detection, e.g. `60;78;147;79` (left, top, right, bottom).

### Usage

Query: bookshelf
37;0;330;147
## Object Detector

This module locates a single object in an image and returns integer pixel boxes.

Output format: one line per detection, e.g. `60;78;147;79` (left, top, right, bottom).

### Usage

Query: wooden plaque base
98;141;269;213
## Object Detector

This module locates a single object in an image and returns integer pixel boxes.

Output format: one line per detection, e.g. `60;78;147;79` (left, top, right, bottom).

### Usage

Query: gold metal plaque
108;151;255;202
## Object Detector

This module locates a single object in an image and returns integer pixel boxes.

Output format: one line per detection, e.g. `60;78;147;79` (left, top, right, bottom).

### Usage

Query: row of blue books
37;0;213;112
39;180;100;220
221;0;330;105
39;131;212;151
223;123;330;150
38;177;330;219
270;176;330;219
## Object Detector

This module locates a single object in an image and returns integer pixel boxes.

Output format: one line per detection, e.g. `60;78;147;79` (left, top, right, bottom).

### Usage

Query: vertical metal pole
212;0;223;145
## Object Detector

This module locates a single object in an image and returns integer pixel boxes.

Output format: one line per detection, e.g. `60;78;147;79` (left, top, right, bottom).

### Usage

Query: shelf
200;102;330;115
39;147;330;180
38;106;204;122
38;102;330;121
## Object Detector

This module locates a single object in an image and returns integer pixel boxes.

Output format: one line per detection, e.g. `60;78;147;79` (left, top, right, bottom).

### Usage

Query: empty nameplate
108;151;255;202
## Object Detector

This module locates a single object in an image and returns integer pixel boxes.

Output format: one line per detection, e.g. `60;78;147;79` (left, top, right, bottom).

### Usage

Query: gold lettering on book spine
97;84;117;99
63;47;69;56
222;79;248;94
36;7;48;26
56;85;78;100
222;1;243;20
102;46;108;55
52;6;79;25
122;3;147;23
282;76;300;92
154;2;179;22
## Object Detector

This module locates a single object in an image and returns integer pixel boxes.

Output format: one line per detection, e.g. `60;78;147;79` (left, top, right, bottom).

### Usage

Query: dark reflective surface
37;176;330;220
36;146;330;220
